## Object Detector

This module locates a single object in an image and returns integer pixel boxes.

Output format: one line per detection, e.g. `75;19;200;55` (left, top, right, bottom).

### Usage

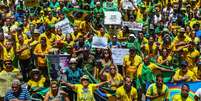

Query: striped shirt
4;87;31;101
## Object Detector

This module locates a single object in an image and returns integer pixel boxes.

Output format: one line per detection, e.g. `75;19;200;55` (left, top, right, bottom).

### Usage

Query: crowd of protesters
0;0;200;101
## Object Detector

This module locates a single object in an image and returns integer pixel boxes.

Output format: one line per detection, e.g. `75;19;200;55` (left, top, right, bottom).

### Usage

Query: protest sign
111;48;129;65
122;1;134;10
104;11;122;25
122;21;143;31
55;18;74;34
24;0;39;7
92;36;108;49
47;54;70;80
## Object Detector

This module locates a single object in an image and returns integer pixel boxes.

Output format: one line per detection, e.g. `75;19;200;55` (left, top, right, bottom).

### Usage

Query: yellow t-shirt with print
105;73;123;90
16;40;31;60
34;44;52;67
123;55;142;72
74;84;98;101
172;94;194;101
116;85;138;101
173;69;197;82
146;83;170;101
27;76;46;88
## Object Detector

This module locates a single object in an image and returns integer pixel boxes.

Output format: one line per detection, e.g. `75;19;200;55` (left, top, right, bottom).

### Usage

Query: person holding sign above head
61;75;110;101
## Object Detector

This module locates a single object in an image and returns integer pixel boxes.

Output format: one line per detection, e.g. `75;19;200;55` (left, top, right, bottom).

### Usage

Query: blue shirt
65;67;83;84
4;87;30;101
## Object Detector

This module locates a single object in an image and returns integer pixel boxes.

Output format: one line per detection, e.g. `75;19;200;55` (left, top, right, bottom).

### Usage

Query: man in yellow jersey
123;48;142;78
116;76;138;101
61;75;110;101
16;34;33;82
172;84;194;101
146;74;170;101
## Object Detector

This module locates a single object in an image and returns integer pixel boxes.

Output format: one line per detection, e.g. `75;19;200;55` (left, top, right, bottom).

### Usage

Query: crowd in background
0;0;201;101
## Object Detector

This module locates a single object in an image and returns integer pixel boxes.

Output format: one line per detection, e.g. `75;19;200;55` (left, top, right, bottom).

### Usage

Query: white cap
129;34;135;37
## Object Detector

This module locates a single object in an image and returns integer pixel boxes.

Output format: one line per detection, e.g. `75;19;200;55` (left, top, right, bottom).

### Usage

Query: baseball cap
81;75;89;81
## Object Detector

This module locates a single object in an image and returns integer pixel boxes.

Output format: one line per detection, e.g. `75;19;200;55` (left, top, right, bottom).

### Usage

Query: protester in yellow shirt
123;48;142;78
34;36;52;78
173;61;197;82
172;28;192;51
44;12;58;25
30;29;40;51
16;34;32;82
146;74;170;101
27;69;46;89
101;64;123;90
144;56;173;75
90;24;110;40
172;84;194;101
116;76;138;101
185;42;200;72
142;36;158;56
157;48;173;65
61;75;110;101
40;25;56;45
0;60;21;98
70;26;82;41
4;41;15;61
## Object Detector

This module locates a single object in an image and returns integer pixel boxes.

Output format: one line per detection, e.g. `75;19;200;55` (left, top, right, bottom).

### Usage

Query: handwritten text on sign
92;36;108;49
122;21;143;31
112;48;129;65
104;11;122;25
55;18;74;34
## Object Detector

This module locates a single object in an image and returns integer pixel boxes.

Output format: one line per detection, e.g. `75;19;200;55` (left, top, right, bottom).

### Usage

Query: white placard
122;1;134;10
104;11;122;25
92;36;108;49
55;18;74;34
122;21;143;31
112;48;129;65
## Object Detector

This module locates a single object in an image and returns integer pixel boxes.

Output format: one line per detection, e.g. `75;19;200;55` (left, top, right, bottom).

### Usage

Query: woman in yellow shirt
157;48;173;66
100;64;123;91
